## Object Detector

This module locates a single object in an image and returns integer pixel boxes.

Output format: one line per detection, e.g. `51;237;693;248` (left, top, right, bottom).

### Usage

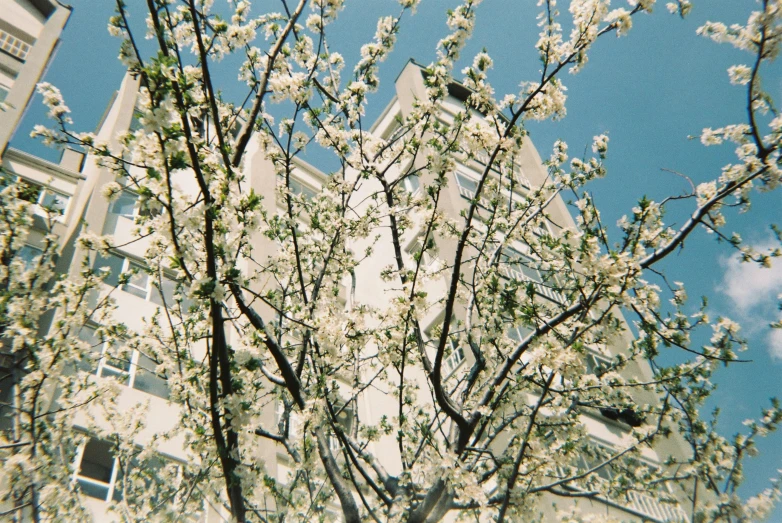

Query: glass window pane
17;245;43;270
161;276;177;304
455;172;478;193
18;181;42;203
150;285;163;306
109;192;138;218
124;265;149;298
149;276;175;306
101;341;132;376
128;270;148;289
40;190;69;214
79;439;114;483
77;326;104;372
403;175;420;193
129;110;143;132
77;478;110;500
93;253;125;287
289;178;317;199
0;367;15;432
133;353;169;399
506;325;532;343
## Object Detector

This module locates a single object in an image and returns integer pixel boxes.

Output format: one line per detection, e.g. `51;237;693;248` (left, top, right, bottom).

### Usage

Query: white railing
474;153;533;189
497;265;566;304
558;469;689;523
458;185;495;210
457;185;548;237
621;489;690;523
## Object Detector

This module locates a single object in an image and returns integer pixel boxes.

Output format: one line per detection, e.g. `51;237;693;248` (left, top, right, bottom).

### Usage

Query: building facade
0;0;71;154
0;9;695;523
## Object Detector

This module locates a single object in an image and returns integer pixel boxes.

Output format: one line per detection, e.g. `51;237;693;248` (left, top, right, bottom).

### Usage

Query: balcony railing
620;488;690;523
457;185;548;237
559;469;690;523
496;265;566;305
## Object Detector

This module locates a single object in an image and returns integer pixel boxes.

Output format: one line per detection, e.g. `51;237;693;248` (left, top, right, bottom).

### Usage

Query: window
443;337;465;376
78;326;169;399
277;175;318;200
0;29;31;61
0;350;15;432
564;440;689;522
39;188;69;215
506;324;532;344
582;351;645;426
74;438;122;501
574;442;615;482
497;246;565;304
328;399;355;454
453;170;479;199
276;401;303;440
74;437;180;508
109;191;139;219
108;190;157;219
475;152;532;189
16;245;44;270
129;109;144;133
585;352;611;377
454;169;508;210
0;85;8;103
92;252;125;287
93;253;184;307
124;263;150;299
402;174;421;194
0;175;70;217
407;236;439;269
498;247;540;283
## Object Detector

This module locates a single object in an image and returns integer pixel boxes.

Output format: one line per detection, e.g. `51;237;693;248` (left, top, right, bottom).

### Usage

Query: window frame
442;336;466;377
1;175;71;219
72;437;122;502
276;173;318;200
80;325;169;400
16;244;44;270
275;400;303;440
108;189;158;220
94;252;181;308
73;436;184;506
401;174;421;195
406;235;440;270
0;29;32;61
495;242;566;304
122;258;152;300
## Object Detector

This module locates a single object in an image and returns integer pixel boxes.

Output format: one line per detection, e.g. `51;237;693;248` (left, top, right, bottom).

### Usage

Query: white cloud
718;252;782;313
717;245;782;361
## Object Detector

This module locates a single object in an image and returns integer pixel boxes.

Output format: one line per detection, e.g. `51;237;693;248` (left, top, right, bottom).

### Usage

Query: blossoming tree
5;0;782;521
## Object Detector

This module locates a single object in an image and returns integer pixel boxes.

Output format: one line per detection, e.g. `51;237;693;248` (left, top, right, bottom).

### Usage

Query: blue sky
12;0;782;517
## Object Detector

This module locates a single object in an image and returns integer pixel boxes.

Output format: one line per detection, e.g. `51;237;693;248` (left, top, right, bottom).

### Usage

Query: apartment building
0;11;692;519
351;61;692;523
0;0;70;154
